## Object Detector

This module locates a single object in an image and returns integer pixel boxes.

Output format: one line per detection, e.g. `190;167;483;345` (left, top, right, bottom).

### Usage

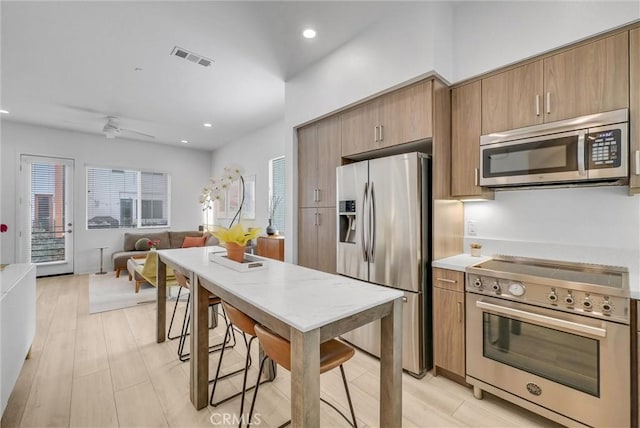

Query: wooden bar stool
209;301;275;426
247;324;358;428
170;271;236;362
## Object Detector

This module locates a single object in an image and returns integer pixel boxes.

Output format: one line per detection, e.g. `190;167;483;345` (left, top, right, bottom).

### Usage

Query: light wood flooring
1;274;563;428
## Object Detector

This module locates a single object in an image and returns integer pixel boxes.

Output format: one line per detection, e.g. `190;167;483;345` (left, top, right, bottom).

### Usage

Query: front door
19;155;74;276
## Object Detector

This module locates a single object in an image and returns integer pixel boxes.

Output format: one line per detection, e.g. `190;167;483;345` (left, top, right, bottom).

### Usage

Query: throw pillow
182;236;206;248
135;237;151;251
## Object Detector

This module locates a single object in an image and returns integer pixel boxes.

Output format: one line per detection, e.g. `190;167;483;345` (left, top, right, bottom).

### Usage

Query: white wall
0;121;211;273
284;2;454;261
452;1;640;81
209;118;285;235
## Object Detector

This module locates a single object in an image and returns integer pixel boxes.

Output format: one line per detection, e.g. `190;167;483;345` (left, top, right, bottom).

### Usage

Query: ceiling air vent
171;46;213;68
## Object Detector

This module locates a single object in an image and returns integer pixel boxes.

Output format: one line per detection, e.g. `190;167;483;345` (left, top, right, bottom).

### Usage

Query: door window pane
269;157;286;234
31;162;66;262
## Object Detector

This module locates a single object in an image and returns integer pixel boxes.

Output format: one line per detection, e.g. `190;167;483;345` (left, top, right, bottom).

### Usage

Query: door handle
475;300;606;338
315;212;320;226
436;277;457;284
474;168;479;187
379;125;384;142
457;301;463;323
369;182;376;262
361;183;368;262
634;150;640;176
374;126;378;142
577;131;586;176
66;230;73;233
546;92;551;114
535;94;540;116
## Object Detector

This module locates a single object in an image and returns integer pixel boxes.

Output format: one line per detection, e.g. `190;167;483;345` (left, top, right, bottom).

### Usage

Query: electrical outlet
467;220;477;236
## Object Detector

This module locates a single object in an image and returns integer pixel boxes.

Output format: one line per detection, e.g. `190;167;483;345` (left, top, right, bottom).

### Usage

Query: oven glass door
481;131;582;182
483;312;599;396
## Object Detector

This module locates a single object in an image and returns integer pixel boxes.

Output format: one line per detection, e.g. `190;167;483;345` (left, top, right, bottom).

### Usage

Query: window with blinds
87;167;170;229
269;156;286;234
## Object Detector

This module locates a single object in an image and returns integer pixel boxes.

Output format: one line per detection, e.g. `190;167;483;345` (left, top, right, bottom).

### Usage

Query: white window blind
87;167;170;229
269;157;286;234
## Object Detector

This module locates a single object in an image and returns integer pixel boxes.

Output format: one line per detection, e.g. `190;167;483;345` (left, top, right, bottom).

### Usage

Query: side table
96;247;108;275
256;235;284;261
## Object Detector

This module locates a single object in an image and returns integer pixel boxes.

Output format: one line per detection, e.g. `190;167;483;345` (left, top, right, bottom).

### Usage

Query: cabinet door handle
374;126;378;142
379;125;384;141
535;94;540;116
457;301;463;323
635;150;640;176
474;168;479;187
546;92;551;114
316;212;321;226
436;277;457;284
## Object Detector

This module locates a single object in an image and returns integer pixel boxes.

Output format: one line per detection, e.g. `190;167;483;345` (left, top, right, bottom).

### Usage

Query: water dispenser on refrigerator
339;200;356;244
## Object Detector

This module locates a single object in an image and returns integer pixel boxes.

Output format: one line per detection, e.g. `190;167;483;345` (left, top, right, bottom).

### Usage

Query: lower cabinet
256;236;284;261
432;267;465;379
297;207;336;274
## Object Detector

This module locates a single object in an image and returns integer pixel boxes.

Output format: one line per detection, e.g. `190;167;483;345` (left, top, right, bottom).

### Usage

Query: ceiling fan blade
120;127;155;139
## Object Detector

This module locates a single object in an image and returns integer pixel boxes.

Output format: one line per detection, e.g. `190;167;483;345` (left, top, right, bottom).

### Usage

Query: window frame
86;165;172;230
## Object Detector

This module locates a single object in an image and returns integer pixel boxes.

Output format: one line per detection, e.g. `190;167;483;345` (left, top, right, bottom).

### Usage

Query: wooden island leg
190;274;211;409
380;298;403;427
291;327;320;428
156;258;167;343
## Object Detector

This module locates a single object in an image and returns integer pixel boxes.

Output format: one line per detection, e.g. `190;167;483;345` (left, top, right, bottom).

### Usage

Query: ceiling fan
102;116;155;139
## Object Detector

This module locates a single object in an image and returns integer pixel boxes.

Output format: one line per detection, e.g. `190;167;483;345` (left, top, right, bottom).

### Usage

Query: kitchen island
155;247;404;427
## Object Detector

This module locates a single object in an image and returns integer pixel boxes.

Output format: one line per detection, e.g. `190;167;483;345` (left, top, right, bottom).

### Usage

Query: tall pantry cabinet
297;116;341;273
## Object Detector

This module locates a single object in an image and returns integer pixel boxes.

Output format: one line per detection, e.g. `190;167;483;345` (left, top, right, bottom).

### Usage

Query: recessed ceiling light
302;28;316;39
0;109;9;114
181;140;188;144
203;123;212;128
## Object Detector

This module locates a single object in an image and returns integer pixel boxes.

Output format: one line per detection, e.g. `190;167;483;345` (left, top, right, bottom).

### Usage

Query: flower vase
266;219;276;236
226;242;246;263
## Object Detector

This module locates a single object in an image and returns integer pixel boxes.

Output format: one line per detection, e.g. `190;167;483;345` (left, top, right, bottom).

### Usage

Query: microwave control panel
587;129;622;169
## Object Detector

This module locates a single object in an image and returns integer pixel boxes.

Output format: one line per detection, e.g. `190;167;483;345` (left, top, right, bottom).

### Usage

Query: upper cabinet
481;61;544;134
452;81;492;198
298;116;341;208
341;80;433;157
481;32;629;134
630;28;640;194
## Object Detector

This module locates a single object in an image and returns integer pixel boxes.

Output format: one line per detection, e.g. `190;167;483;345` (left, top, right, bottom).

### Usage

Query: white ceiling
1;1;399;150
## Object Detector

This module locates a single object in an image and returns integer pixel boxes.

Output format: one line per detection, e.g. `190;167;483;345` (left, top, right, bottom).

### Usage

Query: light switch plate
467;220;477;236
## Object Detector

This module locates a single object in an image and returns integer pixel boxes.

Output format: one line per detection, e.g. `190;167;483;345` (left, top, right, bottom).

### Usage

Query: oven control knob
491;281;501;293
564;294;575;306
601;299;613;314
547;290;558;303
507;282;525;297
473;278;483;289
582;296;593;311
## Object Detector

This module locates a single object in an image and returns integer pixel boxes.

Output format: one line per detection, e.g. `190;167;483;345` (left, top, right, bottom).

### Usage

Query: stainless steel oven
466;256;631;428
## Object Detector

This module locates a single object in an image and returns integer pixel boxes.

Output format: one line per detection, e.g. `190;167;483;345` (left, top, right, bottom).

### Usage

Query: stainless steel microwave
479;109;628;187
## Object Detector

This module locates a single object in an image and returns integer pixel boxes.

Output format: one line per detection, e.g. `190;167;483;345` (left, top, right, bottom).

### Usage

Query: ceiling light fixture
0;109;9;114
203;123;212;128
302;28;316;39
181;140;188;144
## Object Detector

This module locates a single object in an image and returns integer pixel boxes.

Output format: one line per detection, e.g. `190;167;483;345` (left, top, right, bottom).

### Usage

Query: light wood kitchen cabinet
451;81;493;199
543;32;629;123
256;236;284;261
297;207;336;274
298;116;341;208
432;268;465;379
341;80;433;157
630;28;640;194
481;61;544;134
481;32;628;134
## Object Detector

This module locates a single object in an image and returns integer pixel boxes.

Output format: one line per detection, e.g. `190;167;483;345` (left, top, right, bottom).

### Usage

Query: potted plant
210;224;261;262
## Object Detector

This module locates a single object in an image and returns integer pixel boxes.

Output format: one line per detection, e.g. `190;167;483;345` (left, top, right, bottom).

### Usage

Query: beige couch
112;230;217;278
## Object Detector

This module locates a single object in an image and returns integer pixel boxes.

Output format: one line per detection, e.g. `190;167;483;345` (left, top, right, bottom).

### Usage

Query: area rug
88;272;182;314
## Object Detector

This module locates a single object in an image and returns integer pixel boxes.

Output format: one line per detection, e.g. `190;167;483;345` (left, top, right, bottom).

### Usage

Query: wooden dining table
155;246;403;427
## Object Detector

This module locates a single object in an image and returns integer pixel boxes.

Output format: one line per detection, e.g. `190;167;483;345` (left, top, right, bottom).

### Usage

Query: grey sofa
112;230;218;278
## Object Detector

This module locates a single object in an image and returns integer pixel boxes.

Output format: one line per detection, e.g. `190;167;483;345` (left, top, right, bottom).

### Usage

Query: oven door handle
476;300;606;338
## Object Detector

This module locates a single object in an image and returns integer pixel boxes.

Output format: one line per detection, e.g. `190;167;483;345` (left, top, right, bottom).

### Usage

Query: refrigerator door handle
369;181;376;262
361;182;369;262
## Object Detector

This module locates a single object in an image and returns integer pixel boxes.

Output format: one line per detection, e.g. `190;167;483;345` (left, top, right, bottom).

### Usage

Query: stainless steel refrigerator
337;152;431;378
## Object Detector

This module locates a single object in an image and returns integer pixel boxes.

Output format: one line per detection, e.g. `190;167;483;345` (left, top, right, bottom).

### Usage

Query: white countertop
157;247;403;332
0;263;35;295
432;254;491;272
